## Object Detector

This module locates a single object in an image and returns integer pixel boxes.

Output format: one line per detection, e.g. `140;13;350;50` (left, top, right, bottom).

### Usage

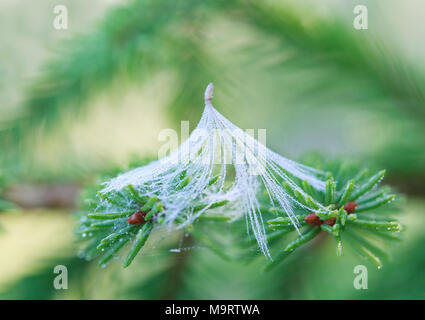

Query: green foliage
75;159;230;268
0;170;15;213
0;0;420;300
76;154;403;272
3;0;425;180
263;155;402;270
0;0;226;166
0;199;15;212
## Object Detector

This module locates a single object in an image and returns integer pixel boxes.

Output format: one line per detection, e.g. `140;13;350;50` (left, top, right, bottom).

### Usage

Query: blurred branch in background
2;183;79;209
0;0;227;174
0;0;424;190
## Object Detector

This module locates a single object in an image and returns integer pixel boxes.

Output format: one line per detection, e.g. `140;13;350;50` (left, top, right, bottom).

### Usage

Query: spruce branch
263;156;402;271
76;164;230;268
75;83;332;267
75;82;404;271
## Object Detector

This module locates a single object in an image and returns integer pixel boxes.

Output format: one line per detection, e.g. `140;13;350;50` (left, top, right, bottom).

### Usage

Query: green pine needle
264;158;403;271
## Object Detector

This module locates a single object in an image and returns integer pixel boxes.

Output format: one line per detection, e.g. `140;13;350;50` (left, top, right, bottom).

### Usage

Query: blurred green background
1;0;425;299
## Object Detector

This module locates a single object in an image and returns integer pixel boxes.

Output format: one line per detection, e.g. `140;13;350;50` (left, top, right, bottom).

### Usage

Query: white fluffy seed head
101;83;328;258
